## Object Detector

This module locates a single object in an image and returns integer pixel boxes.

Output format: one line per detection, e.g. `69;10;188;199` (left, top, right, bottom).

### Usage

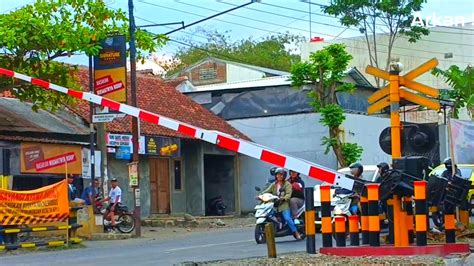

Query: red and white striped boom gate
0;68;359;190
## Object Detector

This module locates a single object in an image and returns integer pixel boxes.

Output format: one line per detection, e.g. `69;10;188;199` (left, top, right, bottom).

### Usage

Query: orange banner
20;143;82;174
0;180;69;225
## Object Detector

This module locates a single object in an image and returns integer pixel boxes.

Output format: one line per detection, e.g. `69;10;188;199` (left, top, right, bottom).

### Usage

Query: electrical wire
140;1;474;59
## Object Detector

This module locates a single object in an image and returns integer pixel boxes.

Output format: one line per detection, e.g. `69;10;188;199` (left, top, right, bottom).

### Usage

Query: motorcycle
207;196;227;216
95;195;136;234
253;187;306;244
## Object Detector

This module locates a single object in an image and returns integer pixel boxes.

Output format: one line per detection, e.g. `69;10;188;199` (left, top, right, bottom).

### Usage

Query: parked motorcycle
207;196;227;216
253;187;306;244
96;196;136;234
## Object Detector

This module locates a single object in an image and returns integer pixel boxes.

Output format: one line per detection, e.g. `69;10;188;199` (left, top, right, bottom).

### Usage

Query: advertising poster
20;143;82;174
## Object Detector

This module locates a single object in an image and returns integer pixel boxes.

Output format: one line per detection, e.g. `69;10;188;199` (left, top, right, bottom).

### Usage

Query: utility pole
88;55;96;199
128;0;141;237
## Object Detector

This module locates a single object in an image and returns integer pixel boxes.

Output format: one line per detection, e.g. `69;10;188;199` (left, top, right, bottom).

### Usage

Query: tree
432;65;474;120
322;0;429;87
290;44;363;167
0;0;167;111
165;29;305;76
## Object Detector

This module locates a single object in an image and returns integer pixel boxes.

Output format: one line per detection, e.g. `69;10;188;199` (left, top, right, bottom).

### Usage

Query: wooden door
149;158;170;214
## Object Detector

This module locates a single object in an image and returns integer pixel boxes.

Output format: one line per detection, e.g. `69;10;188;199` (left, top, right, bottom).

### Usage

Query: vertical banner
94;35;127;103
449;119;474;164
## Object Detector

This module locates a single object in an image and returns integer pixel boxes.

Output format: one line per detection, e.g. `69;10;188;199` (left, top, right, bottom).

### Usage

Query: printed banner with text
449;119;474;164
0;180;69;225
20;143;82;174
94;35;127;103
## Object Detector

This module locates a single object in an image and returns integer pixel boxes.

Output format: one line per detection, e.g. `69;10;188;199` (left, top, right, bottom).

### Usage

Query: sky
1;0;473;67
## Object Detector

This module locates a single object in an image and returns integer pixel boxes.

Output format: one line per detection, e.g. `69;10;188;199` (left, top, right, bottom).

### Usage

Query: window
199;68;217;80
174;159;183;191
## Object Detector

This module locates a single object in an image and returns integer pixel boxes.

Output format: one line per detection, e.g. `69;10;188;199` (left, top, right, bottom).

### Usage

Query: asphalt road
1;227;312;266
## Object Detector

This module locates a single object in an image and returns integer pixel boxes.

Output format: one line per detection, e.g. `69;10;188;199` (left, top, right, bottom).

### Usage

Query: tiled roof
71;70;249;140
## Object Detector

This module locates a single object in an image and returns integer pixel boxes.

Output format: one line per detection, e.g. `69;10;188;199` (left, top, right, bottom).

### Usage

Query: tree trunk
329;126;347;168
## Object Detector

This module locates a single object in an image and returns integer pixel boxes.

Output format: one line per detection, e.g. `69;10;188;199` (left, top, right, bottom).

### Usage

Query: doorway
149;158;170;214
204;155;235;215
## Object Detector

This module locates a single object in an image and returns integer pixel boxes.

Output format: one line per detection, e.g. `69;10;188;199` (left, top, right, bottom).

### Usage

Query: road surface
1;227;312;266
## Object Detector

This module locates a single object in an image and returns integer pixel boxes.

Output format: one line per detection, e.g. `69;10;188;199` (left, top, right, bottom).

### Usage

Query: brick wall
184;61;227;86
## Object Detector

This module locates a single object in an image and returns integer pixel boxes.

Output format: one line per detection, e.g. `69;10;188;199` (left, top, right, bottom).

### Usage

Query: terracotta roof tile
71;70;249;140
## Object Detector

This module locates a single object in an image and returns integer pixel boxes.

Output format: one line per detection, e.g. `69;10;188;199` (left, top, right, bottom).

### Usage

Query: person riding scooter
375;162;391;183
441;157;461;181
335;163;364;214
259;168;301;240
288;170;305;225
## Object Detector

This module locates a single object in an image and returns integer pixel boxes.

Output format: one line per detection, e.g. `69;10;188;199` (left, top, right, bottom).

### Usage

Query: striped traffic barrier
444;205;456;243
304;187;316;254
0;224;82;234
320;185;332;248
414;181;428;246
404;197;415;244
360;194;369;245
0;68;359;191
349;215;359;246
0;238;82;251
334;216;346;247
367;184;380;247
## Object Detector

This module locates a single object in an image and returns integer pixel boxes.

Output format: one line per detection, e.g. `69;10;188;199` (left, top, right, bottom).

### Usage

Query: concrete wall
301;25;474;90
226;64;265;83
107;156;150;219
228;113;392;212
182;141;205;216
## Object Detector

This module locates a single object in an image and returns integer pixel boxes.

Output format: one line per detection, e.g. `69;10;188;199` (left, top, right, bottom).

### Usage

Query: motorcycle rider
441;157;461;180
259;167;301;240
335;163;364;214
288;170;305;225
375;162;391;183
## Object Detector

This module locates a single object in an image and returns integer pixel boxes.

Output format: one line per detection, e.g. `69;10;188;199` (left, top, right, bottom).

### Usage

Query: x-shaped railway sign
366;58;441;114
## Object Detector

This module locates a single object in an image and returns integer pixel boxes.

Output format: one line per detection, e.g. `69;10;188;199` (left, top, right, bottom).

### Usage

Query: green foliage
290;44;363;167
166;29;305;76
320;104;345;128
342;142;364;165
432;66;474;119
0;0;167;111
322;0;429;86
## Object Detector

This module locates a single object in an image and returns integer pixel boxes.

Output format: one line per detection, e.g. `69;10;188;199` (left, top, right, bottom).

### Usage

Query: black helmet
274;167;287;178
377;162;390;175
349;163;364;176
270;167;278;176
443;157;452;168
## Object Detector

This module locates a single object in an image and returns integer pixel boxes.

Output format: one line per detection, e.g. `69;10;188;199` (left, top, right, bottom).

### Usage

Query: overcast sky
1;0;473;66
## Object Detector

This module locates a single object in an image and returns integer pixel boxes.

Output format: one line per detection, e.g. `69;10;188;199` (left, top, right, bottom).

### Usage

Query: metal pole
389;70;401;159
128;0;141;237
88;55;96;201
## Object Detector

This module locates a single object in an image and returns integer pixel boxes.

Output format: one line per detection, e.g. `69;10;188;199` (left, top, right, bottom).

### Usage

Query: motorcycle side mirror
255;186;261;192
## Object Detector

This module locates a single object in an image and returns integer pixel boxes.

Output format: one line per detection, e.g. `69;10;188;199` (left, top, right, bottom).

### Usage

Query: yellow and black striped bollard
304;187;316;254
404;197;415;244
334;216;346;247
349;215;359;246
444;205;456;243
367;184;380;247
360;192;369;245
320;185;332;248
414;181;428;246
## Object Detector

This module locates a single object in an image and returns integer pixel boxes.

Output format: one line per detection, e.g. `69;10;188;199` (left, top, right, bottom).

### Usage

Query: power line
257;1;474;37
151;1;474;58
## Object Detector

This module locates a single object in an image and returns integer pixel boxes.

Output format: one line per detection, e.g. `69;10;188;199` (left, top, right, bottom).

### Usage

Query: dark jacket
442;168;462;181
289;177;305;199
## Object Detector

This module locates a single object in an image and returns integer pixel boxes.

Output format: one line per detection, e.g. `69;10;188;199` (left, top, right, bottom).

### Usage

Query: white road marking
163;240;254;252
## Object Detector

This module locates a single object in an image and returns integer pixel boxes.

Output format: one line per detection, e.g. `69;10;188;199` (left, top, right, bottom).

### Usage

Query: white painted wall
301;25;474;89
229;113;391;212
226;64;266;83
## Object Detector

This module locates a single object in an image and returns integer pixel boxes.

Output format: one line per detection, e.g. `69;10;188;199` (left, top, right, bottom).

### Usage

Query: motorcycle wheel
254;224;266;244
117;213;136;234
432;210;445;229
